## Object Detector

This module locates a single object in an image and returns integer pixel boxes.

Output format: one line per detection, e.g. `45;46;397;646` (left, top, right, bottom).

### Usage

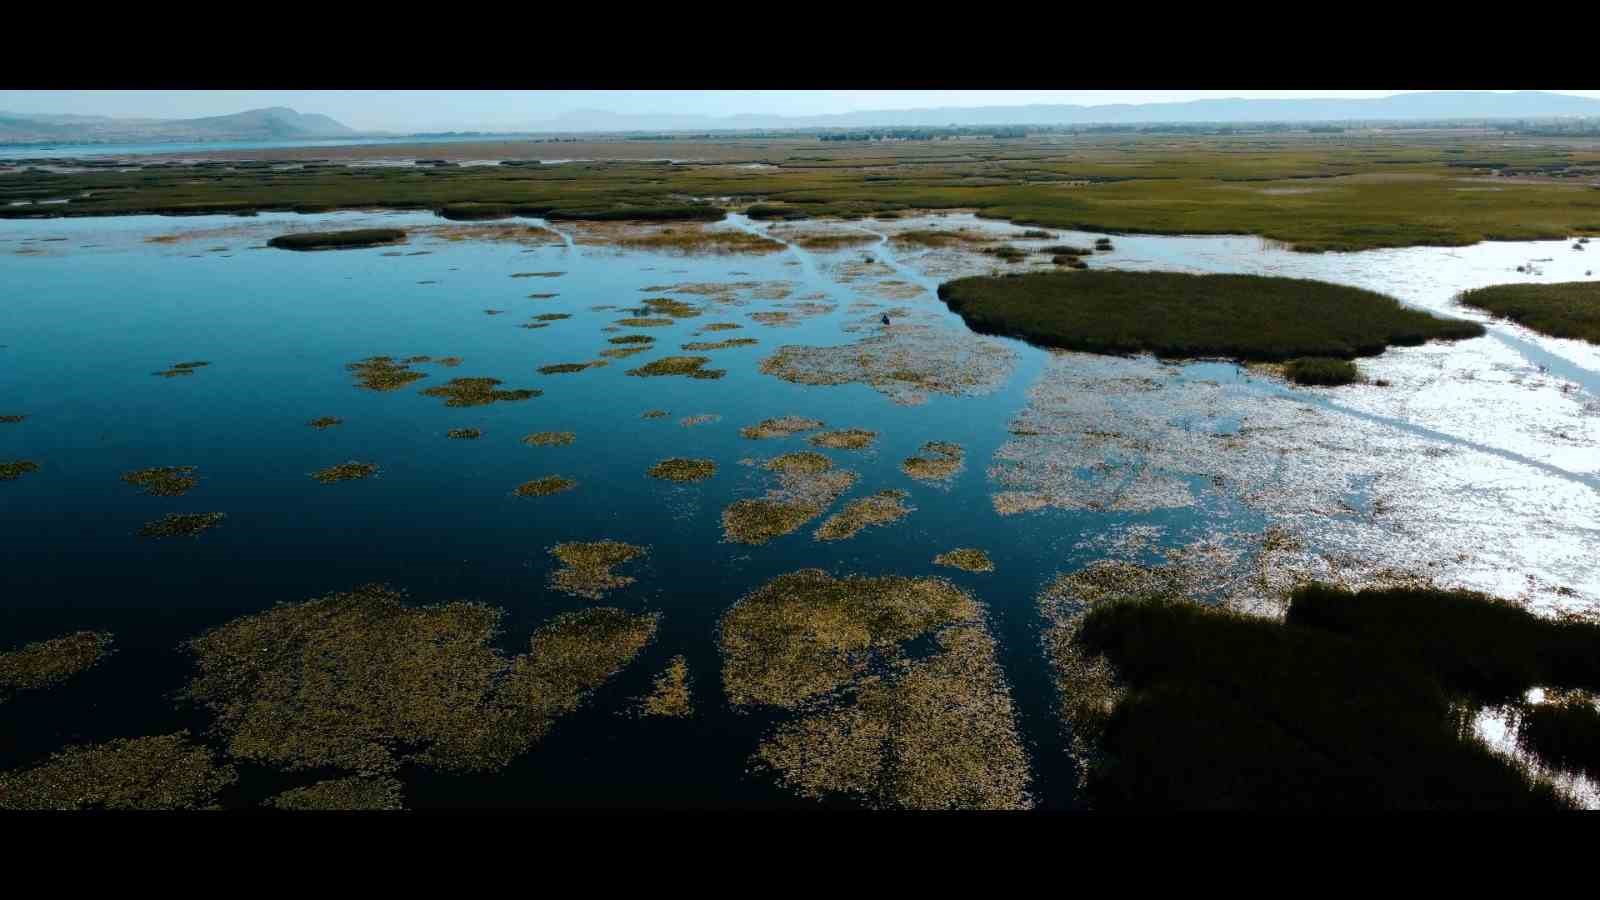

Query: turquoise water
3;211;1597;808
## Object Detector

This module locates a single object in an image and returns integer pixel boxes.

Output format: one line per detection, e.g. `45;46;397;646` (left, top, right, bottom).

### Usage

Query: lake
3;210;1597;808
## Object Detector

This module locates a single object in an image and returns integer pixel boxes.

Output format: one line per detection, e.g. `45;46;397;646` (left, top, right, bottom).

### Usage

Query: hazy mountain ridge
0;107;356;144
531;91;1600;133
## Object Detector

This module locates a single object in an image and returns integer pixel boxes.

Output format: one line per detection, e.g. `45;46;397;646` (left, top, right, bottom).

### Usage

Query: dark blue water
12;211;1583;808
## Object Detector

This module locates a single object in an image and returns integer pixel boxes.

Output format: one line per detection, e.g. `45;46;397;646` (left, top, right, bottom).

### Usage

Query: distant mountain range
0;107;355;144
4;92;1600;146
523;92;1600;133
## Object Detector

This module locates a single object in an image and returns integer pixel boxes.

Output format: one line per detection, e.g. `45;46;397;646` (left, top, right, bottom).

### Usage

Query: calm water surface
2;210;1597;808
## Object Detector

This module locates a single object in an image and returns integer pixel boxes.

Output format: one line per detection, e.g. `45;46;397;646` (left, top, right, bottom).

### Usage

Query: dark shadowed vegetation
267;229;406;250
938;271;1484;361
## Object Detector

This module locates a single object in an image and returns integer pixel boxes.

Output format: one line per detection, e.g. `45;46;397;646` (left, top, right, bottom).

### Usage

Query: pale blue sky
4;90;1598;132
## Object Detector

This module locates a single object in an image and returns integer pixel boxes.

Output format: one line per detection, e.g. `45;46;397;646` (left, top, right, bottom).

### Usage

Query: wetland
4;130;1600;810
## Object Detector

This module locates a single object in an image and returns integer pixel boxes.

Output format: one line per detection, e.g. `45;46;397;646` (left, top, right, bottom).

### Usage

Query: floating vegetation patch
548;540;648;600
616;317;675;328
0;732;237;810
764;451;833;476
599;345;650;359
153;360;210;378
740;416;825;440
679;414;720;428
1;460;41;481
814;490;914;542
721;570;1030;809
647;458;717;483
347;356;429;391
538;362;605;375
682;338;759;351
760;322;1016;406
532;313;571;321
698;322;742;332
522;431;575;447
511;271;564;278
582;223;784;255
642;297;703;318
722;459;858;546
934;548;995;573
446;428;482;440
0;415;25;423
264;776;405;811
902;441;965;482
420;376;541;407
307;416;343;430
268;229;405;251
514;476;576;498
749;311;793;326
625;356;725;379
609;334;655;345
809;428;877;450
181;583;657;772
0;631;114;703
137;512;226;538
520;322;549;330
863;279;927;301
528;292;559;299
120;464;199;497
637;656;693;718
311;462;377;484
641;409;670;419
484;309;507;316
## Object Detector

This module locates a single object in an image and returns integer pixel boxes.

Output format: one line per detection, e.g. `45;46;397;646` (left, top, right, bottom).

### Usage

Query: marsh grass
1515;696;1600;777
764;451;832;476
721;569;1030;808
740;416;825;440
1069;592;1566;810
0;631;114;703
522;431;575;447
902;441;965;482
121;465;199;497
307;416;343;430
1;460;41;480
938;271;1484;361
264;776;405;811
311;462;377;484
808;428;877;450
609;334;655;345
625;356;725;379
641;409;670;419
514;476;576;497
1285;356;1360;386
814;490;913;542
548;541;648;599
934;548;995;573
538;362;605;375
137;512;226;538
599;346;651;359
647;458;717;483
153;360;210;378
181;583;657;772
268;229;405;251
638;656;693;718
0;732;237;810
420;376;541;406
679;414;720;427
446;428;482;440
1457;281;1600;344
616;317;675;328
682;338;759;351
347;356;429;391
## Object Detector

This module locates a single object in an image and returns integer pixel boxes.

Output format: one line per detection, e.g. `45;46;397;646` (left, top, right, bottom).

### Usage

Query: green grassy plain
7;132;1600;251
